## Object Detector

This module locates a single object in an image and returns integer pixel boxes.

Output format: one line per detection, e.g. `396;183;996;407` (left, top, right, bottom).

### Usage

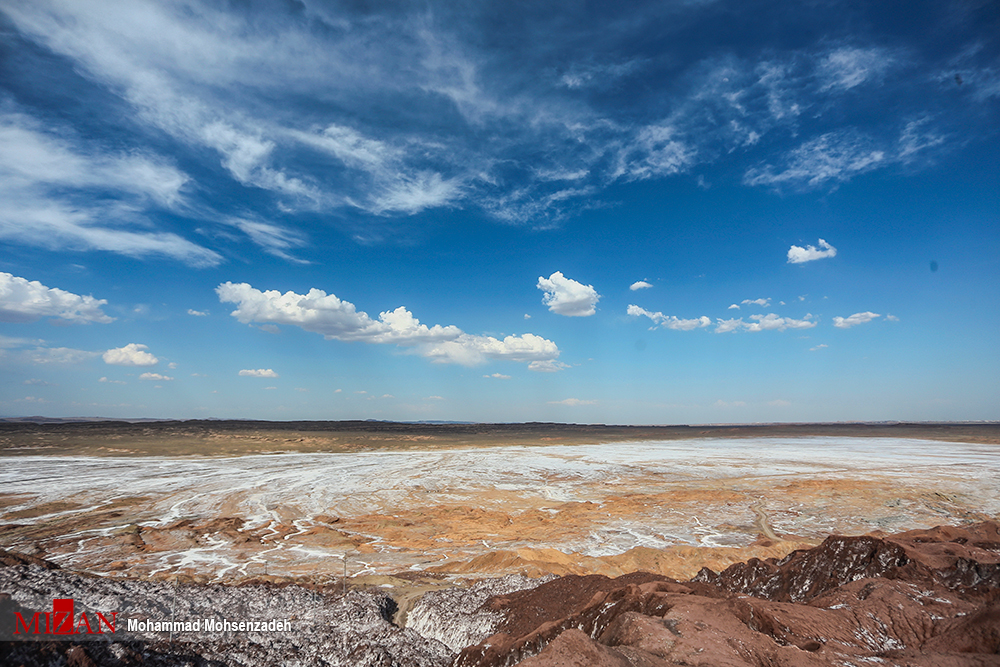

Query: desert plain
1;420;997;600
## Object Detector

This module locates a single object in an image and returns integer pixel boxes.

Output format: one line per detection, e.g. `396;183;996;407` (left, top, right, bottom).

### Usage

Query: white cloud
810;343;828;351
627;305;710;331
224;217;309;264
745;313;816;331
886;314;899;322
741;297;771;307
239;368;279;378
23;347;99;365
833;312;880;328
187;309;208;316
0;272;114;324
218;282;561;368
787;239;837;264
629;281;653;291
0;334;98;365
485;373;511;379
614;123;696;181
528;360;571;373
537;272;600;317
103;343;159;366
744;131;885;189
0;113;220;266
728;304;740;310
139;372;173;381
99;376;126;384
23;378;55;386
897;118;946;161
0;0;971;234
548;398;596;406
714;314;816;333
817;47;895;92
524;314;531;319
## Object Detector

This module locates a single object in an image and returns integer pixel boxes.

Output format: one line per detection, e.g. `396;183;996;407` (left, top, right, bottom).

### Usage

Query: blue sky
1;0;998;423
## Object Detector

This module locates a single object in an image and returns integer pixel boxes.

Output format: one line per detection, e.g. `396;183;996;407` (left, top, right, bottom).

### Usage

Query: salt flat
1;436;997;582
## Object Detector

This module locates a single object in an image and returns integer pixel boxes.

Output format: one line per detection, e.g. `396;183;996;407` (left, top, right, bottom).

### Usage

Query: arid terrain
1;421;997;585
1;421;998;665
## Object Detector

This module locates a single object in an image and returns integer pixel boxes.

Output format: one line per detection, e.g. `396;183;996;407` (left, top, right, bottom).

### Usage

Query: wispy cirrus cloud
0;113;221;266
744;131;886;190
3;0;987;235
817;47;897;92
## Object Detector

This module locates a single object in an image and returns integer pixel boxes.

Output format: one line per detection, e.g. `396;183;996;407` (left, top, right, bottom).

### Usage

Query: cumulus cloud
741;298;771;307
537;272;600;317
810;343;828;351
627;305;710;331
98;376;126;384
629;281;653;291
103;343;159;366
187;309;208;316
239;368;279;378
484;373;511;379
745;313;816;331
728;304;740;310
218;282;561;368
548;398;596;406
787;239;837;264
139;372;173;380
0;272;114;323
886;314;899;322
714;314;816;333
833;312;880;328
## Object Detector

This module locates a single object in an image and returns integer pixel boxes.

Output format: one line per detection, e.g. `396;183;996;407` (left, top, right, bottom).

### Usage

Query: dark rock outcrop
1;554;451;666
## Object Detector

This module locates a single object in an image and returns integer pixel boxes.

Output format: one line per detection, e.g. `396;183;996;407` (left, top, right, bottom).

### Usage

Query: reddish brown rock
456;521;1000;667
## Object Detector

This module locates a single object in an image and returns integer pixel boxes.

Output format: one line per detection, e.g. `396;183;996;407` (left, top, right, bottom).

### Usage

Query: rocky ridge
1;522;999;666
455;521;1000;666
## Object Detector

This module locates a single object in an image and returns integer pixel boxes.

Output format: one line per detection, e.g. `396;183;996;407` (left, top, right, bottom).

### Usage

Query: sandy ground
2;423;997;597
